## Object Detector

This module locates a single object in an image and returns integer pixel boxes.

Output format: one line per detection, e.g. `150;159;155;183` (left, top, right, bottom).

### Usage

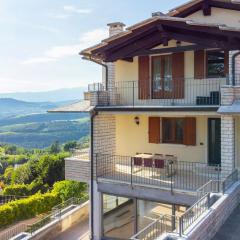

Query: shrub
52;180;88;201
0;192;61;227
3;184;30;196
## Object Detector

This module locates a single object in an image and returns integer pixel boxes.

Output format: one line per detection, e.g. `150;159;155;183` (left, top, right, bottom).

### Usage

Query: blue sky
0;0;186;93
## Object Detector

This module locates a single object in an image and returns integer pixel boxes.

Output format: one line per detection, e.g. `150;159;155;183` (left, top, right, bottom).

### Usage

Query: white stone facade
221;115;235;174
92;114;116;178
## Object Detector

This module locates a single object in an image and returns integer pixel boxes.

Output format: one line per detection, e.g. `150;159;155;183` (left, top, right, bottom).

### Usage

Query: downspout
82;56;109;90
231;51;240;86
90;109;97;240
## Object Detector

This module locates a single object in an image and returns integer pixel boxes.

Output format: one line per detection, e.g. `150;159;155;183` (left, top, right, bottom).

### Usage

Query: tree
5;145;17;155
38;153;67;186
63;141;77;152
52;180;88;201
3;166;14;184
49;141;61;154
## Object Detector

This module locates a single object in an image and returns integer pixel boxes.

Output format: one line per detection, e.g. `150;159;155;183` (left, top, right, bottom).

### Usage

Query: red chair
154;159;165;169
133;157;143;166
143;158;153;167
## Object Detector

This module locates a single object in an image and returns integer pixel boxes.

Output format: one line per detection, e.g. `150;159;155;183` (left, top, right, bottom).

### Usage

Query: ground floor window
162;118;184;144
102;193;187;239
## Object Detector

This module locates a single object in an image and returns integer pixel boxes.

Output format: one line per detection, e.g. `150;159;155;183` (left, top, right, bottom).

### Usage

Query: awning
48;100;94;113
218;100;240;114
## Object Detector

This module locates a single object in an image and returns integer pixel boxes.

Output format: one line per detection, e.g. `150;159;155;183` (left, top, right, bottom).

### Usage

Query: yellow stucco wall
188;7;240;27
115;114;214;163
115;57;138;82
115;41;195;82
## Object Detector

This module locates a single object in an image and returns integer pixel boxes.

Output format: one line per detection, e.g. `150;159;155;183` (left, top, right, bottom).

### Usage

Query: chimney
152;12;166;17
107;22;125;37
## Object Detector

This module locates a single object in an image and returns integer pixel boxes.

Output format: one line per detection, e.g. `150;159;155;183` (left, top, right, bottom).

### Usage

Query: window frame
162;117;184;144
206;50;226;78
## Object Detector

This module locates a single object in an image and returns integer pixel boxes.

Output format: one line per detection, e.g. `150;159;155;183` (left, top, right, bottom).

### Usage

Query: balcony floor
95;105;219;112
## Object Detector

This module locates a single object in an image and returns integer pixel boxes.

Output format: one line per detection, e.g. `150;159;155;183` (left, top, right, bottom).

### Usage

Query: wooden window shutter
172;52;184;99
183;117;196;146
194;50;205;79
149;117;160;144
138;56;150;99
224;51;229;76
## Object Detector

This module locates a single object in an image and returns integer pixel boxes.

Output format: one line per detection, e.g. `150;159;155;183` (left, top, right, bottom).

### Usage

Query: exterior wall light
134;116;140;125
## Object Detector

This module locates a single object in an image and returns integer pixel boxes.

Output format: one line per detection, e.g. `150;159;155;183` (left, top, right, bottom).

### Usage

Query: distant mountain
0;98;89;148
0;87;87;102
0;98;76;119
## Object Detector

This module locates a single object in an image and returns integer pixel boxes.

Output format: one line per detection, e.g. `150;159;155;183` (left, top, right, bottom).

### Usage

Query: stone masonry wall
186;182;240;240
221;115;235;174
92;114;116;179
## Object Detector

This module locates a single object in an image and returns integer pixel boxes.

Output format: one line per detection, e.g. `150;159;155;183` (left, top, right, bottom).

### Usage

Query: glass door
208;118;221;166
152;55;172;99
102;194;135;239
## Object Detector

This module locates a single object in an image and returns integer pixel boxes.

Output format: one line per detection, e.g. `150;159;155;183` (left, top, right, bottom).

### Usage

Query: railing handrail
96;153;221;167
179;192;210;236
27;198;84;235
0;223;28;240
87;77;226;107
130;214;179;240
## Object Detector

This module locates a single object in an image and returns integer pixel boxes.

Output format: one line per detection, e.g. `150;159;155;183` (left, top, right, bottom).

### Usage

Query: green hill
0;98;90;149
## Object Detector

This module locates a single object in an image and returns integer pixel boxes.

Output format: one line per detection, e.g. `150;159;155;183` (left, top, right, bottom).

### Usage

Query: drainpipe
90;109;97;240
82;56;109;91
231;51;240;86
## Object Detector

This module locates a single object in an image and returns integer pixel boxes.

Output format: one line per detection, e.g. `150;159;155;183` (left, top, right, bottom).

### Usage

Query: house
56;0;240;239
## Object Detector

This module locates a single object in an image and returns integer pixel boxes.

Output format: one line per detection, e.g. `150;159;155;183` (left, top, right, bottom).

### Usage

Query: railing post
132;81;135;107
217;164;220;192
170;161;173;194
96;153;98;180
131;157;133;188
222;181;225;194
207;193;211;209
179;217;182;236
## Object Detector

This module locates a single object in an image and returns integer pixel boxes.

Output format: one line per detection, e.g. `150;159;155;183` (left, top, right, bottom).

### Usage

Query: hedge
3;184;30;196
3;181;49;196
0;192;61;227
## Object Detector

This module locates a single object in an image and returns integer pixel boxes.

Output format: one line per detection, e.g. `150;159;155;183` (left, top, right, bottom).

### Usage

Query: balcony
65;149;90;183
96;153;235;193
86;78;227;108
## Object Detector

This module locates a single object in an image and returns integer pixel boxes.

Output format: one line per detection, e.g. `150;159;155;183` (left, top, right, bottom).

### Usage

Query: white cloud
63;5;92;14
21;28;108;65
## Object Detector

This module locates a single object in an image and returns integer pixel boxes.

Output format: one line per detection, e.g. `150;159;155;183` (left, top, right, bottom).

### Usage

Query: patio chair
133;157;143;173
154;159;165;169
143;158;153;167
153;158;166;177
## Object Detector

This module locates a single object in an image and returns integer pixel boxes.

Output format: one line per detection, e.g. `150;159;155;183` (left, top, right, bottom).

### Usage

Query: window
206;51;225;78
162;118;184;144
152;55;172;94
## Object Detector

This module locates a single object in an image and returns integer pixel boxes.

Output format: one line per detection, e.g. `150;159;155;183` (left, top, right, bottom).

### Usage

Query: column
221;115;235;175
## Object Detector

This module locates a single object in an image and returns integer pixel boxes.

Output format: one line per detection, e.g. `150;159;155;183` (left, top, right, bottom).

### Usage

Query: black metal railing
130;215;179;240
89;78;226;107
0;223;28;240
96;153;225;192
179;193;210;236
